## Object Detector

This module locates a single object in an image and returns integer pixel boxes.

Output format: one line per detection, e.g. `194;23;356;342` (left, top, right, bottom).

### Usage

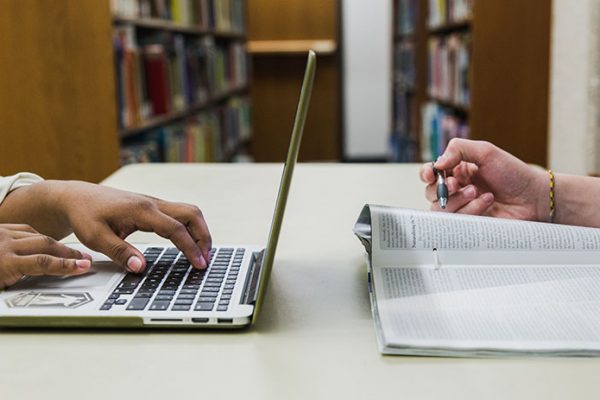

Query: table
1;164;598;400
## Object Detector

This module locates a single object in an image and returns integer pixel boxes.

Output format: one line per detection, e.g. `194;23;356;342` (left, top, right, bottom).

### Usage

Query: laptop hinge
241;250;265;305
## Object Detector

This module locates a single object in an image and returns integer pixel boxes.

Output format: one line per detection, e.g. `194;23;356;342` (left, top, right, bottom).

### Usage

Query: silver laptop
0;51;316;329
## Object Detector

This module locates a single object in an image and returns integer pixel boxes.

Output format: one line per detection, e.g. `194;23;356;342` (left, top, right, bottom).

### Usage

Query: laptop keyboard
100;247;245;312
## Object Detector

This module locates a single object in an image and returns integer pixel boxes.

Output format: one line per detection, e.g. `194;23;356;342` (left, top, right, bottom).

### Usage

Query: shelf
120;86;249;138
247;40;337;55
113;16;246;39
428;95;470;114
428;20;471;35
394;33;416;42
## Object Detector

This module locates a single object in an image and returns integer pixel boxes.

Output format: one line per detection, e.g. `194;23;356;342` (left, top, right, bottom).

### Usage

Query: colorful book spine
428;0;473;28
397;0;418;35
420;102;469;161
114;31;247;127
121;95;251;163
427;33;470;106
395;41;416;89
112;0;244;33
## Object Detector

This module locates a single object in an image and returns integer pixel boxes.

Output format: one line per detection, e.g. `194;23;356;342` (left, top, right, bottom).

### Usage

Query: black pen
432;164;448;209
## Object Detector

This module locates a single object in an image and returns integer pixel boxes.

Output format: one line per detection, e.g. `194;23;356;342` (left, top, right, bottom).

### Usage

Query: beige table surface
1;163;599;400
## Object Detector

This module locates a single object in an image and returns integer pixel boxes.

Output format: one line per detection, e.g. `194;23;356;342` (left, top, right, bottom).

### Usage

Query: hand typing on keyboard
0;179;212;288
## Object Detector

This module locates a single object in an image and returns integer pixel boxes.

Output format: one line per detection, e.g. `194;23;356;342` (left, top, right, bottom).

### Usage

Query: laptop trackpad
7;262;123;292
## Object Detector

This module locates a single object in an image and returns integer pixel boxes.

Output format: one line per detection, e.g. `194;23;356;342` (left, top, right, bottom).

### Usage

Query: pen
432;163;448;209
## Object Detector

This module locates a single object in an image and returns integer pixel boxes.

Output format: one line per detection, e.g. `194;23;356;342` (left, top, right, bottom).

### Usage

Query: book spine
143;46;170;115
427;33;470;107
428;0;473;27
420;102;469;161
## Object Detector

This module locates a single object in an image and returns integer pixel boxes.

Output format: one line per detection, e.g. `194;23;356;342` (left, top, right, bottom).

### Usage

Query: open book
353;204;600;357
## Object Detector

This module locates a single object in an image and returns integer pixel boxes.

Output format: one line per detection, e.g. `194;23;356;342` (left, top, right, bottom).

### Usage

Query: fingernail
482;192;494;203
81;252;92;260
464;186;476;198
198;256;207;269
435;155;447;166
127;256;143;273
75;259;91;270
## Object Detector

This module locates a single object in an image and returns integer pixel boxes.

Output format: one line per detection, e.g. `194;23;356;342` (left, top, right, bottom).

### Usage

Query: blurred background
0;0;597;182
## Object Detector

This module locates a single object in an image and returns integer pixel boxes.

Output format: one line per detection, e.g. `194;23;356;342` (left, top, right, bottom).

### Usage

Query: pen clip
433;248;441;270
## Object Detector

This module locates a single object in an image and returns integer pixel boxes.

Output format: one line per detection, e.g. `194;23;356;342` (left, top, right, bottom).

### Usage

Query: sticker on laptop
5;292;93;309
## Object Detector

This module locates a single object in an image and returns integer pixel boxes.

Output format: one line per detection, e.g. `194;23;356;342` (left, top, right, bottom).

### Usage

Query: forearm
0;180;72;239
553;173;600;227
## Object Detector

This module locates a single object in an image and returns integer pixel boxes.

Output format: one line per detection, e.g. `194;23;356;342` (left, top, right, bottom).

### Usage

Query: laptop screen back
251;51;316;323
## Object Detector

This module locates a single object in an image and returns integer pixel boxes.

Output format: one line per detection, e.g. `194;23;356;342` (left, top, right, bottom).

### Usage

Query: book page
371;205;600;251
374;263;600;353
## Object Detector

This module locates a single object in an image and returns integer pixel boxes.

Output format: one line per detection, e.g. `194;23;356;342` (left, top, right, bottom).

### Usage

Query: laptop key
177;293;196;299
100;304;112;310
150;301;171;310
115;299;127;305
127;298;150;310
217;306;228;311
172;305;191;311
195;302;214;311
174;299;194;305
113;288;135;295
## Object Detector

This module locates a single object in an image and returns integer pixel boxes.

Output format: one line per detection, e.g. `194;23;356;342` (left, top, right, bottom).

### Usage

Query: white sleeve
0;173;44;204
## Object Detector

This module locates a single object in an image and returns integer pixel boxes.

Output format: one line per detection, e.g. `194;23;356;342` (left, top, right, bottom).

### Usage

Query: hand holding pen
419;139;507;215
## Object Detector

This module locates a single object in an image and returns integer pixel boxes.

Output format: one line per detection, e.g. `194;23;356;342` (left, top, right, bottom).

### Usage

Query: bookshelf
391;0;551;166
112;0;252;164
247;0;341;162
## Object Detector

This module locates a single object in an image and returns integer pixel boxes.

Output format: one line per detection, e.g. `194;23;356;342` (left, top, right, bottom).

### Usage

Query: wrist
35;180;73;232
532;166;552;223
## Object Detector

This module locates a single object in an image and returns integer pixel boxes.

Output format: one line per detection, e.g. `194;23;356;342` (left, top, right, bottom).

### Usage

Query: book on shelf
420;101;468;161
428;33;470;107
112;0;245;33
391;86;419;162
354;204;600;357
121;95;251;163
428;0;473;28
396;0;418;36
394;41;416;89
113;28;248;130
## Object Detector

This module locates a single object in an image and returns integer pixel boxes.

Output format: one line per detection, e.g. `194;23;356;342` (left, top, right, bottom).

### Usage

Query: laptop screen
251;51;316;323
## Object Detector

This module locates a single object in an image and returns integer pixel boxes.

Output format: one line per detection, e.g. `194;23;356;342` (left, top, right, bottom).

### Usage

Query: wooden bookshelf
391;0;551;166
0;1;252;181
0;0;120;182
247;0;341;162
247;39;337;55
428;20;471;35
428;96;469;115
120;86;249;138
114;16;246;39
112;0;252;164
114;16;211;34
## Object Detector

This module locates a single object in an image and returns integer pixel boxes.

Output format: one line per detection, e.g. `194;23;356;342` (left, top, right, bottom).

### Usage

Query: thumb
434;139;494;171
82;225;146;273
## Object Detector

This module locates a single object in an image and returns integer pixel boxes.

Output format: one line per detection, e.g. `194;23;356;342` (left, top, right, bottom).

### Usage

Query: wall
548;0;600;175
342;0;391;160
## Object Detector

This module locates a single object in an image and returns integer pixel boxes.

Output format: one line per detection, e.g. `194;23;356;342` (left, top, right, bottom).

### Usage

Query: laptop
0;51;316;329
